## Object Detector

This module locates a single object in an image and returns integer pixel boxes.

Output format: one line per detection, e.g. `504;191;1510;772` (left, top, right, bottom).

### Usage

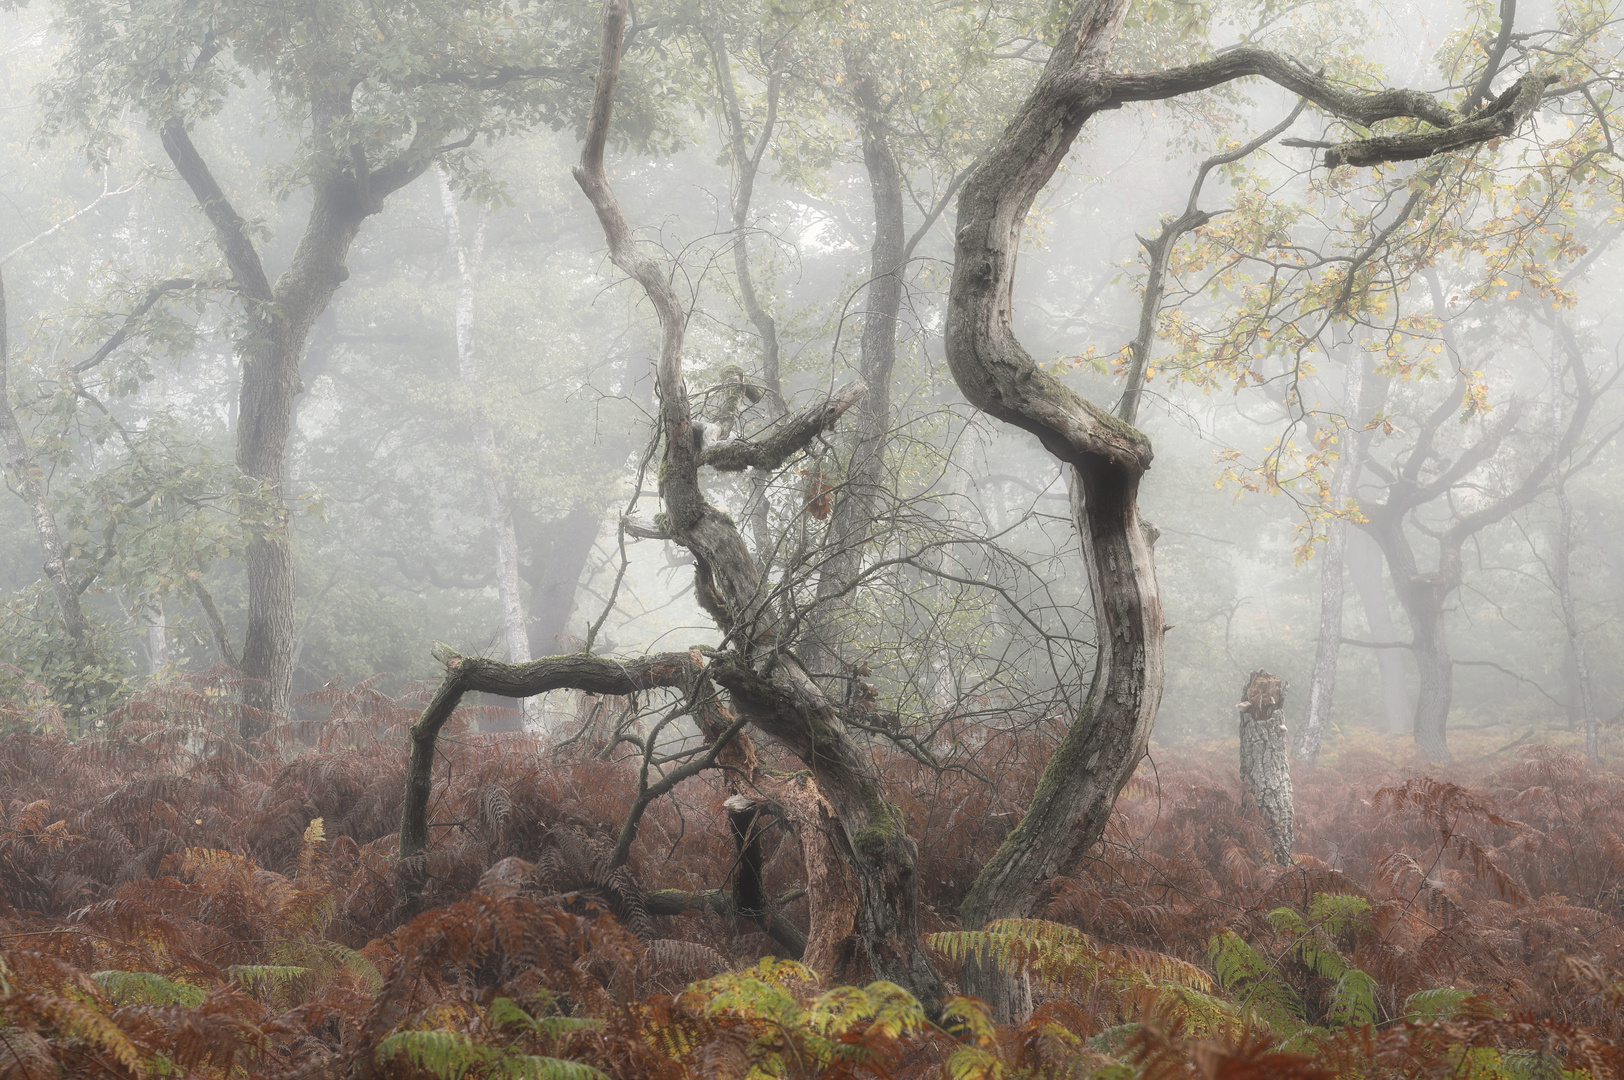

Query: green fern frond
945;1044;1004;1080
1326;968;1379;1026
1207;929;1305;1033
807;981;924;1041
330;943;384;991
488;997;603;1040
692;967;804;1027
1264;895;1380;1027
377;1030;487;1080
92;970;206;1008
489;1055;607;1080
33;996;146;1077
931;918;1211;999
1404;986;1473;1022
940;996;998;1048
227;964;310;989
1307;893;1371;935
378;1030;606;1080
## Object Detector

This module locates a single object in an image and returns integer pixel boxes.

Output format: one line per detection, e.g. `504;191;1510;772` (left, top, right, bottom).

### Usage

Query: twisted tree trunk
572;0;943;1010
940;0;1540;1017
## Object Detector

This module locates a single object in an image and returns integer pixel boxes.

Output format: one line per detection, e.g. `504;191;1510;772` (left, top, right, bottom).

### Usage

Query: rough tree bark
571;0;942;1008
437;169;537;732
1237;670;1293;865
941;0;1552;1017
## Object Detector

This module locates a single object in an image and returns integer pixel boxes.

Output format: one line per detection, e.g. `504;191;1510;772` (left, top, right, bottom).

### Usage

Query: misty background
2;0;1618;761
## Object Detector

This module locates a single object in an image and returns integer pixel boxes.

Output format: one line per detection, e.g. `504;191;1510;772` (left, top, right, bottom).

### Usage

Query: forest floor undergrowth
2;675;1622;1078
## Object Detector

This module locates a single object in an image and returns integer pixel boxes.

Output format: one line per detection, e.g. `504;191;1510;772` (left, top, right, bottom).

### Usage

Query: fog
2;0;1620;765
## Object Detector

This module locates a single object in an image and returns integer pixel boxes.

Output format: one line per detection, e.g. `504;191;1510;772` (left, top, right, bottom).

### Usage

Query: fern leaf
492;1056;607;1080
33;996;146;1078
378;1030;490;1080
227;964;310;989
91;970;206;1009
940;996;998;1049
1207;930;1305;1034
1307;893;1371;935
1403;986;1473;1021
1326;969;1379;1026
488;997;603;1040
945;1045;1005;1080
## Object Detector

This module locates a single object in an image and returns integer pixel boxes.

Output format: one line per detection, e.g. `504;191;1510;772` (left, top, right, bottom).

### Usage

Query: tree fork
572;0;943;1013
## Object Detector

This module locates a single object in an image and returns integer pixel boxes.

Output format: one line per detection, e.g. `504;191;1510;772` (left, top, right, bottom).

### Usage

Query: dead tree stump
1237;670;1294;866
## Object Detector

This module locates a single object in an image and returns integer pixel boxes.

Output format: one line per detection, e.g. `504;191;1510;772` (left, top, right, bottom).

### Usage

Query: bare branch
703;379;867;472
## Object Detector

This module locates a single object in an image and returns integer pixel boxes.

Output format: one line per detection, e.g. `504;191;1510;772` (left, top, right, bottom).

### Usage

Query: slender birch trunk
437;170;536;731
706;22;785;569
144;602;168;676
1549;326;1598;760
1295;353;1366;764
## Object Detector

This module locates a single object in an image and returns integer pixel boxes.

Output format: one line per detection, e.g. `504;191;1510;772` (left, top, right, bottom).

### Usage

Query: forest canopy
2;0;1624;1075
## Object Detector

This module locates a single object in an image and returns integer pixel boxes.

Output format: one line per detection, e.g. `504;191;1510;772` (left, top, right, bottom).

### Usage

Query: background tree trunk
1406;579;1454;760
1549;323;1599;760
438;169;536;732
803;51;905;684
0;269;96;649
1296;353;1367;763
1345;528;1411;734
163;104;446;735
